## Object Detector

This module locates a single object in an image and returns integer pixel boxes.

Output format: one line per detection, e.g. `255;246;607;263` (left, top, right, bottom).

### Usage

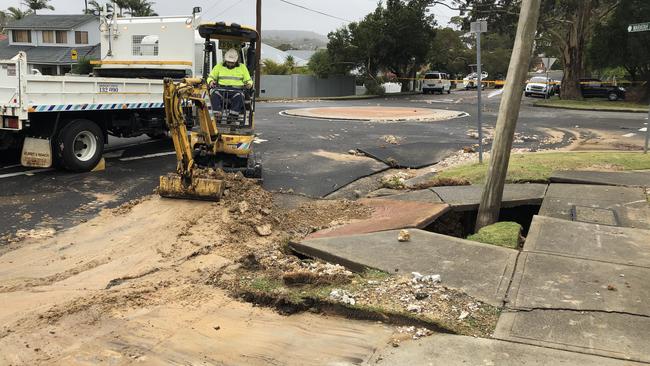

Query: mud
0;173;392;365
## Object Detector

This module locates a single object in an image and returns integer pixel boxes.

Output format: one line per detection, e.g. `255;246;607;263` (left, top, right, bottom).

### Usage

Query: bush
364;78;385;96
71;57;95;74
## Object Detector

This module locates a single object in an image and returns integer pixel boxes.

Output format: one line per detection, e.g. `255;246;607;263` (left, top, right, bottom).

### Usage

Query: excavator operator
207;48;253;122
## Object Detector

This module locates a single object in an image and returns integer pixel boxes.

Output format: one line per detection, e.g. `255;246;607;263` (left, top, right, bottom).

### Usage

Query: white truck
0;8;215;171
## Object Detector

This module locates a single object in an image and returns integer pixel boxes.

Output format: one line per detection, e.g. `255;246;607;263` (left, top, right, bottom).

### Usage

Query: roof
285;50;316;63
6;14;98;30
261;43;308;66
0;39;100;65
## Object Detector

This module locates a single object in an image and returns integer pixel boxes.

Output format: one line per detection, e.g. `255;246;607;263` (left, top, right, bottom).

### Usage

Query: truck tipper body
0;9;214;171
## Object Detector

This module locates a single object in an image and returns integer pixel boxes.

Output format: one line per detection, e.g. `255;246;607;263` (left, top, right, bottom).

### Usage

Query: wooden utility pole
255;0;262;98
475;0;542;231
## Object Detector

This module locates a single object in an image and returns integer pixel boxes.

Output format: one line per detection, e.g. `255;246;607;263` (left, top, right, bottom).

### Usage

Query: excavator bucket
158;174;224;201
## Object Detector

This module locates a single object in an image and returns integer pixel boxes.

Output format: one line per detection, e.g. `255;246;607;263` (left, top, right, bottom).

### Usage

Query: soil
0;173;401;365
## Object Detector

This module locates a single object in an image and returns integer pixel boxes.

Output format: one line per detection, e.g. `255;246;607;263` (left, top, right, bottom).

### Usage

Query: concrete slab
525;216;650;268
291;229;518;306
432;184;548;211
306;198;449;239
508;252;650;315
495;310;650;363
370;333;643;366
359;142;460;169
539;184;650;230
573;206;619;226
550;170;650;188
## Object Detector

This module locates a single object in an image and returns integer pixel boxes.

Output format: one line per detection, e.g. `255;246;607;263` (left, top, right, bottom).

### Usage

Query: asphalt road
1;90;647;240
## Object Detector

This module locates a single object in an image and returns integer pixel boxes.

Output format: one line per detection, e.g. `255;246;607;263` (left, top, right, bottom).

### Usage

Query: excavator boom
158;78;224;201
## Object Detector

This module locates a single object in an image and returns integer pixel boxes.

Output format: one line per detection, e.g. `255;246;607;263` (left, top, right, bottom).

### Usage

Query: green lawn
534;99;648;113
467;222;522;249
436;152;650;184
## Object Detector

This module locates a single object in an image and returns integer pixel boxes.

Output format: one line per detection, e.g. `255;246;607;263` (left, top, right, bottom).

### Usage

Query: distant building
0;14;100;75
261;43;309;67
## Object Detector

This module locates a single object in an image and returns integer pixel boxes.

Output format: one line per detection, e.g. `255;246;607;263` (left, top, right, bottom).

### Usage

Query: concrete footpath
292;170;650;364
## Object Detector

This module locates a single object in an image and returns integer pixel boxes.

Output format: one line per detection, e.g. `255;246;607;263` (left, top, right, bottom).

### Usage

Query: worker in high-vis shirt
207;48;253;121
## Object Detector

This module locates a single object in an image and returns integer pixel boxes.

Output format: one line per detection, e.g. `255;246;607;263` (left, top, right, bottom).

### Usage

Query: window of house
55;30;68;44
132;35;159;56
42;30;55;43
75;31;88;44
12;30;32;43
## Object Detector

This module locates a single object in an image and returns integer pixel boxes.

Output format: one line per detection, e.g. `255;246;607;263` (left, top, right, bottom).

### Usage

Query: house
0;14;101;75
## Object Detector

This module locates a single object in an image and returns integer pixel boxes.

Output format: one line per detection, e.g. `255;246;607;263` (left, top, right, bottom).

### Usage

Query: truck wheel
58;119;104;172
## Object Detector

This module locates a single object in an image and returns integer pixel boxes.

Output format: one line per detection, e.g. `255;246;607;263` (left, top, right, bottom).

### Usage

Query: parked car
580;79;626;101
524;76;556;98
423;71;451;94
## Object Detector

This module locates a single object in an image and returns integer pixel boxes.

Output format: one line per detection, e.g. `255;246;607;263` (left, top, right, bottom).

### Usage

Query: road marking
640;127;648;132
0;164;22;171
0;168;53;179
488;89;504;98
103;150;125;159
622;133;637;138
119;151;176;161
253;138;268;144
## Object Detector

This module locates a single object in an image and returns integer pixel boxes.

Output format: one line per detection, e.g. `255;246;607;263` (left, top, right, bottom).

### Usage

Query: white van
423;72;451;94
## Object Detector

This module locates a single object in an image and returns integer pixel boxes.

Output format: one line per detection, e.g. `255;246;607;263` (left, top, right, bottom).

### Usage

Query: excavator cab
158;23;261;201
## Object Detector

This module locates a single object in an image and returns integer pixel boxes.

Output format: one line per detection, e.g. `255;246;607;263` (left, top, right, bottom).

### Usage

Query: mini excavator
158;23;262;201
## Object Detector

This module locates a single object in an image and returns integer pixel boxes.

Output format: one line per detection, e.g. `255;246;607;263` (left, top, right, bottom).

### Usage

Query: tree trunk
560;1;593;100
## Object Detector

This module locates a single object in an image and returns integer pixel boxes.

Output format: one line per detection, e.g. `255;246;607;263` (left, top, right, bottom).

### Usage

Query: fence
259;75;356;98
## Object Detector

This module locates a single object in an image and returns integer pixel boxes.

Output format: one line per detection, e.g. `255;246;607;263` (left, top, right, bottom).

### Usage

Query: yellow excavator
158;22;262;201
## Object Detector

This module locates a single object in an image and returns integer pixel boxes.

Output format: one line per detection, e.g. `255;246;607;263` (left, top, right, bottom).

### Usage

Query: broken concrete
306;198;449;239
508;252;650;316
291;229;518;306
375;189;444;204
431;184;548;211
403;171;438;189
495;310;650;363
539;184;650;229
359;142;460;169
550;170;650;188
369;333;643;365
525;215;650;267
572;206;619;226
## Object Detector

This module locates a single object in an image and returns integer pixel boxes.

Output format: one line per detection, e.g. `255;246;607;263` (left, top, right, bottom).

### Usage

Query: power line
276;0;352;23
213;0;246;18
202;0;226;17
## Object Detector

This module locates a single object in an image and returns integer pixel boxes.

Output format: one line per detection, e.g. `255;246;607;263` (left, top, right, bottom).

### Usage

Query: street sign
71;49;78;61
471;21;488;33
542;57;557;70
628;22;650;33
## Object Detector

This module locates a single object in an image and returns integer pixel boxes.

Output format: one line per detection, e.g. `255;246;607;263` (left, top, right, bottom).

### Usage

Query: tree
452;0;623;100
5;7;32;20
589;0;650;101
325;0;436;91
308;49;334;78
276;43;294;51
125;0;158;17
21;0;54;14
261;59;291;75
84;0;112;15
427;28;472;78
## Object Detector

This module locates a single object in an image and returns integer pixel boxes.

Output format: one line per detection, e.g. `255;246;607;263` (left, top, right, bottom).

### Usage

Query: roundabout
281;106;467;122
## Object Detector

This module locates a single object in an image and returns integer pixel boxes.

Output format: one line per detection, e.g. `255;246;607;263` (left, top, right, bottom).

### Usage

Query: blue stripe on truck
30;102;164;112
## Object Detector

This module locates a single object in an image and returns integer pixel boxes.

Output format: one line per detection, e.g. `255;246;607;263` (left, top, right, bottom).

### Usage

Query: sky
1;0;459;35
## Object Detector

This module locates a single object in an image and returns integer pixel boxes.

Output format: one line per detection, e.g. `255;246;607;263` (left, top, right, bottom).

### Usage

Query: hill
262;30;328;50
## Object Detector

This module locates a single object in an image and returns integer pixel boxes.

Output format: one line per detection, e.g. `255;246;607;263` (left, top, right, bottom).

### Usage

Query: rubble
381;135;403;145
329;289;356;305
398;229;411;242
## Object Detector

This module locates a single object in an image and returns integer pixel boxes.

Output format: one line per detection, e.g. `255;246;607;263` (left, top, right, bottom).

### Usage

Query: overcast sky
2;0;458;35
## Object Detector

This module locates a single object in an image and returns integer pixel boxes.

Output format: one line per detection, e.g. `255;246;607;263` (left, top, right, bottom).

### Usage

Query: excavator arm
158;78;225;201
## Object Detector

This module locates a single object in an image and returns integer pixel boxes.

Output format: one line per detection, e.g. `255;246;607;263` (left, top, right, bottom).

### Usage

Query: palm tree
125;0;158;17
21;0;54;14
84;0;112;15
6;7;32;20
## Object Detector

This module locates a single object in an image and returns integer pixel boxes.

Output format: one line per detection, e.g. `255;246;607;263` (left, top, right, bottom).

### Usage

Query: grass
467;222;522;249
534;98;649;113
436;152;650;184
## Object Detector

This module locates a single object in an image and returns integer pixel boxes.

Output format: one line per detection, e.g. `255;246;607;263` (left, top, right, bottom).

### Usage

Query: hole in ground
426;204;541;240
